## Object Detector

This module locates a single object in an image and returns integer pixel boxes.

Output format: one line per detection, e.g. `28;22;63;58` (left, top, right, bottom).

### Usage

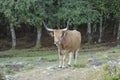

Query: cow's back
61;30;81;52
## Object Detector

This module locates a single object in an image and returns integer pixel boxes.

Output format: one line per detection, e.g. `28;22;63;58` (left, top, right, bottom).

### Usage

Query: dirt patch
14;66;104;80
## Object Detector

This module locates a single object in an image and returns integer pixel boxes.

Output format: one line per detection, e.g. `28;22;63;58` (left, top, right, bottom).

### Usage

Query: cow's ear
49;31;54;37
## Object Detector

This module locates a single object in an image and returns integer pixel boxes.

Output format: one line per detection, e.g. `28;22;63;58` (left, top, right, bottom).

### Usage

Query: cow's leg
74;49;79;64
58;54;63;68
62;53;68;68
58;48;63;68
68;52;73;66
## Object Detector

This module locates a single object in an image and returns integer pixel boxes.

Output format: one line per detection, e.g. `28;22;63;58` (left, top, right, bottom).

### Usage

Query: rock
5;62;27;71
5;75;14;80
107;60;120;75
46;66;57;70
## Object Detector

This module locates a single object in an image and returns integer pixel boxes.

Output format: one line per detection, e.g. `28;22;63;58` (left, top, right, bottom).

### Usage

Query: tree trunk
113;24;117;36
98;13;103;43
117;23;120;40
10;23;16;49
87;19;92;43
35;26;42;49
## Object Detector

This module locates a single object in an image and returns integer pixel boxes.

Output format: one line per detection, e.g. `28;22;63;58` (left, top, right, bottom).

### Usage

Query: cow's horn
62;18;70;31
42;21;54;31
61;27;68;31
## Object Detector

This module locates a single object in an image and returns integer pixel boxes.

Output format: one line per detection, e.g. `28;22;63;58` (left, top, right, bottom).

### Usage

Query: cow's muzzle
54;41;61;46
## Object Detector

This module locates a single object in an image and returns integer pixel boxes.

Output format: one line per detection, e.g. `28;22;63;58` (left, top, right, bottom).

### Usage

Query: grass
0;45;119;77
0;45;119;65
0;48;58;76
0;49;58;63
0;45;119;64
0;45;119;80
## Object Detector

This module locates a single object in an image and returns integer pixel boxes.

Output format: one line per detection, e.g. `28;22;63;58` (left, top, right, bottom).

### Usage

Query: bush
73;61;86;68
103;64;120;80
102;63;109;71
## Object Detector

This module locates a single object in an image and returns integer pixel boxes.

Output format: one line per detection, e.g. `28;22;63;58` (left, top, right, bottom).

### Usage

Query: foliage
0;0;120;47
106;0;120;22
0;0;119;27
0;0;19;26
55;0;99;27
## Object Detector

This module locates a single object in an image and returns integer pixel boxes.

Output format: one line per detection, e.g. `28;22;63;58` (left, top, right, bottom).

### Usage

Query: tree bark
113;24;117;36
98;13;103;43
10;23;16;49
117;23;120;40
87;19;92;43
35;26;42;48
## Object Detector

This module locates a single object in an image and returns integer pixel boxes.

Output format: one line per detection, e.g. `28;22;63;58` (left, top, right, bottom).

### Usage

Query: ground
14;66;104;80
0;42;120;80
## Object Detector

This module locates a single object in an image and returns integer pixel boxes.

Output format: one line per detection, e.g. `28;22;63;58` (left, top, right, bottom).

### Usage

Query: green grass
0;49;58;75
0;49;58;63
0;45;119;70
0;45;119;64
0;45;119;80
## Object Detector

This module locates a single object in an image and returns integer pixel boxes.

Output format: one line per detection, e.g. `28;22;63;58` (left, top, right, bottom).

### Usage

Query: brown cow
43;21;81;68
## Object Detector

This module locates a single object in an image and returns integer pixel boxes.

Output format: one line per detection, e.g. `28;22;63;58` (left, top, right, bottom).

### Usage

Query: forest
0;0;119;50
0;0;120;80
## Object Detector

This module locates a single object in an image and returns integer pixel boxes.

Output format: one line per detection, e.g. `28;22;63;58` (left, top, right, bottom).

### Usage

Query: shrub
73;61;86;68
103;64;120;80
102;63;109;71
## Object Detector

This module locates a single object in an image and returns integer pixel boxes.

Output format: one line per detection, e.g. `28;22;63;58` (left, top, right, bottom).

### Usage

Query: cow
43;20;81;68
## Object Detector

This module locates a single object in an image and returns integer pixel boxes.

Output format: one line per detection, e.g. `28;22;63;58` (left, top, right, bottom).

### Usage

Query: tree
88;0;109;43
56;0;99;43
0;0;19;49
111;0;120;40
17;0;51;48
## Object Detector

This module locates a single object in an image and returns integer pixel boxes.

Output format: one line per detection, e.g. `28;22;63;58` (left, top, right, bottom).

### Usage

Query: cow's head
43;19;70;46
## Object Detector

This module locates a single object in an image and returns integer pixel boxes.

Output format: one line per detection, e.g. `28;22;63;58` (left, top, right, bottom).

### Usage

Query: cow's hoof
62;66;66;69
67;64;71;67
58;66;62;68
